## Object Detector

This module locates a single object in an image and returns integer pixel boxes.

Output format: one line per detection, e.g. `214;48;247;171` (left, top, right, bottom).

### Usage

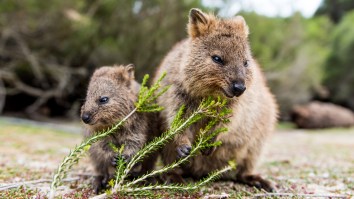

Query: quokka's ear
188;8;215;38
233;16;249;37
125;64;135;80
111;64;135;82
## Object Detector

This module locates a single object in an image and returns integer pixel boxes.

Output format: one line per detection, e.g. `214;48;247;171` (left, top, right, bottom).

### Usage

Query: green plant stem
123;165;233;192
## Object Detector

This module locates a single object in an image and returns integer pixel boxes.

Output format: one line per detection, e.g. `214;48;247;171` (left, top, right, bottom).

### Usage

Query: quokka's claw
176;144;192;159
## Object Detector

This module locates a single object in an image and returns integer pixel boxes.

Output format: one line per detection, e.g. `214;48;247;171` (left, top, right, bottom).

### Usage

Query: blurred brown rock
291;101;354;129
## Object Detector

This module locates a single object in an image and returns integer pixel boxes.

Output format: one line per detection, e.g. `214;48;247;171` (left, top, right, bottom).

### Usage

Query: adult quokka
81;65;160;193
154;8;278;192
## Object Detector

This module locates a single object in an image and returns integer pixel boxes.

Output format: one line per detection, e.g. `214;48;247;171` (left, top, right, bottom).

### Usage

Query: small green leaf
119;144;125;154
83;145;91;151
228;160;237;170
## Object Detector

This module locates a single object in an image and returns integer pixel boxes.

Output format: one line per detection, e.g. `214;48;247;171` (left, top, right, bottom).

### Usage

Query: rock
291;101;354;129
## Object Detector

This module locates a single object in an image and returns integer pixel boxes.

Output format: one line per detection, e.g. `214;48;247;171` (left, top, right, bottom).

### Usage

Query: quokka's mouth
90;117;117;128
221;88;235;98
85;115;98;125
85;120;97;126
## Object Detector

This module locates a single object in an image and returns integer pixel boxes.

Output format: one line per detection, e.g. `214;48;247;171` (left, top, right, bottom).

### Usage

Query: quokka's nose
81;113;92;124
232;82;246;97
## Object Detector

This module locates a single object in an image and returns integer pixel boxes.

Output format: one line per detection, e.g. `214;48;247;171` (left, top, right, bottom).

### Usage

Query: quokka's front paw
236;174;276;193
111;154;133;166
176;144;192;159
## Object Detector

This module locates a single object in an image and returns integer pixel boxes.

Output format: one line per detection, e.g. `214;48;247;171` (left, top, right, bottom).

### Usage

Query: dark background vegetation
0;0;353;121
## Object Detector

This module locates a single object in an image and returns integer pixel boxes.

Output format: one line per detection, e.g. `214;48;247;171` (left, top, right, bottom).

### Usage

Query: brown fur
292;101;354;129
153;9;278;192
81;65;160;194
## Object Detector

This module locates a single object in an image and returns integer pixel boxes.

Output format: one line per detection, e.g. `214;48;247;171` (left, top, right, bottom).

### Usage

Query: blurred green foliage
0;0;353;119
244;12;333;118
324;11;354;110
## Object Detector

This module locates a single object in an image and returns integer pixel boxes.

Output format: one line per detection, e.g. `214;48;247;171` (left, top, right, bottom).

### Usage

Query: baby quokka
80;65;159;193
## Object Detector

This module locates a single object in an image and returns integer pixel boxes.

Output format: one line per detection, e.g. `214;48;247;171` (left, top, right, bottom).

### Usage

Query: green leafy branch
121;164;234;194
136;73;170;112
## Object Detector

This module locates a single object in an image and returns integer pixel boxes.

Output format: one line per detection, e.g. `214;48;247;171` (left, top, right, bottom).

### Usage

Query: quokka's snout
230;80;246;97
81;112;91;124
232;81;246;96
222;80;246;98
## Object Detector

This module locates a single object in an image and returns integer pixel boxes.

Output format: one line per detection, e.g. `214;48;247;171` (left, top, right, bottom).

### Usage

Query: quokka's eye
244;60;249;67
211;55;224;65
98;96;109;104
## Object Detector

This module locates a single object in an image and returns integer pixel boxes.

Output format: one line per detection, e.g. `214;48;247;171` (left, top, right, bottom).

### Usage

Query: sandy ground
0;117;353;198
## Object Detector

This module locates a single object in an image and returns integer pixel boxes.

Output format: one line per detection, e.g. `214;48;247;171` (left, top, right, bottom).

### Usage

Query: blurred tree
0;0;203;119
315;0;354;23
324;11;354;110
243;12;332;119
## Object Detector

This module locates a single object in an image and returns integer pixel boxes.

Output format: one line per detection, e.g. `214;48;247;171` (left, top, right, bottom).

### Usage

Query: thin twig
10;29;46;83
0;71;45;96
0;177;79;191
203;193;230;199
253;193;349;198
25;90;58;116
69;172;98;177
